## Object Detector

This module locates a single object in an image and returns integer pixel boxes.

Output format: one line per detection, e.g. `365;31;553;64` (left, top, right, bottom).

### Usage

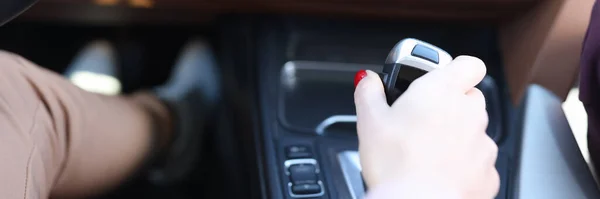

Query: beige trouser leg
0;51;171;199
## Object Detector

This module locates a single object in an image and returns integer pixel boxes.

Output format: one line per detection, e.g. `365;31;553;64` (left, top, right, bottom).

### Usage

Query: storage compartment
278;61;380;134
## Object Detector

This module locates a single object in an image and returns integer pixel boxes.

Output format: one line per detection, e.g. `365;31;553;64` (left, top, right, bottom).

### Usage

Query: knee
0;50;24;60
0;51;50;87
0;50;44;109
0;50;31;72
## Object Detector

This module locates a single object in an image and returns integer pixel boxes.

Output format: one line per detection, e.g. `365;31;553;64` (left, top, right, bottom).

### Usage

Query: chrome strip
385;38;452;72
284;159;318;169
338;151;364;199
315;115;357;135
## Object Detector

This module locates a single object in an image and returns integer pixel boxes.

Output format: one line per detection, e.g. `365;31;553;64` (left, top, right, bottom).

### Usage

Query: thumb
354;70;389;120
422;55;487;93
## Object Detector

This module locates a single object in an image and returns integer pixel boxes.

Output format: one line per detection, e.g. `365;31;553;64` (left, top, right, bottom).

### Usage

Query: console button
292;183;321;195
411;44;439;64
289;164;318;184
286;145;312;159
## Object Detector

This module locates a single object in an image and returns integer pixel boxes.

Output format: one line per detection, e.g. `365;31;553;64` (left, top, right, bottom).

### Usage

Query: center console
254;17;513;199
213;1;597;198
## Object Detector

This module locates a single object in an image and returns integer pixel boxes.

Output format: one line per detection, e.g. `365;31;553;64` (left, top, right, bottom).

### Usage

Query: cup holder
477;75;503;142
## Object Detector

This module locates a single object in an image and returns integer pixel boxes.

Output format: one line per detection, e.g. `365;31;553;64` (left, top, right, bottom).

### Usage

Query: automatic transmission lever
379;38;453;105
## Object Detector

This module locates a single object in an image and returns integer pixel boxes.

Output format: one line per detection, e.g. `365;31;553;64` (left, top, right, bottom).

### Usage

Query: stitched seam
10;53;71;192
23;104;41;199
23;147;35;199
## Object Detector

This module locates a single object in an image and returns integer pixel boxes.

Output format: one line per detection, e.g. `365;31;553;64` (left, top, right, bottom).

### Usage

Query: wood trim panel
19;0;594;106
19;0;539;24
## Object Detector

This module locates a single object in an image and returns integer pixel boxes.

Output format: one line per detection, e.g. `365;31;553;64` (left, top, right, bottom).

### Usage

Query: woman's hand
355;56;499;199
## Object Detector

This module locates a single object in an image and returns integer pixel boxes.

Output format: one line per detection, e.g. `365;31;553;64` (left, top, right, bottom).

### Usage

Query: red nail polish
354;70;367;88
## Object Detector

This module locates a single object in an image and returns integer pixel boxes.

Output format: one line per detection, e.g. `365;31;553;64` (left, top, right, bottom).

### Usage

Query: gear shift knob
379;38;453;105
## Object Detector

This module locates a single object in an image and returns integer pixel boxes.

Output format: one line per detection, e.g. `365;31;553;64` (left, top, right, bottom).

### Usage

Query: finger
484;168;501;199
477;135;500;199
466;87;487;110
354;70;390;120
482;134;498;167
464;88;488;131
466;107;489;132
426;55;487;93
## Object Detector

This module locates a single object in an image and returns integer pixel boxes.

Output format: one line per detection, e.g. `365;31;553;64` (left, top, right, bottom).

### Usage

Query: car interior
2;0;600;198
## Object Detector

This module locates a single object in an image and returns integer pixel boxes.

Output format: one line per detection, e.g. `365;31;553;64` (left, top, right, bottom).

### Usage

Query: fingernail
354;70;367;88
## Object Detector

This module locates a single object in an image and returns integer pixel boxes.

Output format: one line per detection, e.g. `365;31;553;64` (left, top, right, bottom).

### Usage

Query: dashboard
14;0;587;105
21;0;539;24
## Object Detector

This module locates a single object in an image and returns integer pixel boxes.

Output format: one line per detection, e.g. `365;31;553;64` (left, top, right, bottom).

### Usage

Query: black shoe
65;40;121;95
149;39;221;185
